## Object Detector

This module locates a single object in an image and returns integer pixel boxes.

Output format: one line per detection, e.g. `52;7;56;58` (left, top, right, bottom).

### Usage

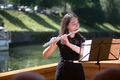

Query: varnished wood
0;60;120;80
0;63;58;80
81;60;120;80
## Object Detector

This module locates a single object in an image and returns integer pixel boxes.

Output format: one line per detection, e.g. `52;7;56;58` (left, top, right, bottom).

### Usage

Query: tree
0;0;6;4
7;0;64;8
67;0;105;25
100;0;120;24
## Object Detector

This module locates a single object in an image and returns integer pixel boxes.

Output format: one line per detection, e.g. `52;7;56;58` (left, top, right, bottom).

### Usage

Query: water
0;44;59;73
0;51;9;72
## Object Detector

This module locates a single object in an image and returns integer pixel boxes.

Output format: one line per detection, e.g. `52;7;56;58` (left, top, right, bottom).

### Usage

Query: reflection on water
0;44;59;73
0;51;9;72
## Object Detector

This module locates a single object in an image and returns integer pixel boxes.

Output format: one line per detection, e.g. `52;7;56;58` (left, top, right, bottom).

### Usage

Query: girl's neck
69;30;75;38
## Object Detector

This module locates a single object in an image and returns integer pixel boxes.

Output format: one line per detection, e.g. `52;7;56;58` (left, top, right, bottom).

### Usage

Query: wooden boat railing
0;63;57;80
0;60;120;80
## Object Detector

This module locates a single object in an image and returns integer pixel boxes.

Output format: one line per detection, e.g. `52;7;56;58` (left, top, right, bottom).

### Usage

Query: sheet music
81;40;92;61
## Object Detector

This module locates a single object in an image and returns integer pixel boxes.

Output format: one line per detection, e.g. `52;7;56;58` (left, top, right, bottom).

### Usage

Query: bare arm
66;43;83;56
43;45;57;57
61;34;83;56
42;37;58;58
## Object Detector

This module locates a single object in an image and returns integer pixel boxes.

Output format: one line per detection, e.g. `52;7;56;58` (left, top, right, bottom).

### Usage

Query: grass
80;23;120;32
0;10;60;32
0;10;120;32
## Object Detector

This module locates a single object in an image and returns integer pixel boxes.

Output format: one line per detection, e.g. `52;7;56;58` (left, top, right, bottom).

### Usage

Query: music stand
79;38;120;71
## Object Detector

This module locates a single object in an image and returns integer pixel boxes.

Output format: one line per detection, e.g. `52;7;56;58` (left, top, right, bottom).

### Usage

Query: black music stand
79;38;120;71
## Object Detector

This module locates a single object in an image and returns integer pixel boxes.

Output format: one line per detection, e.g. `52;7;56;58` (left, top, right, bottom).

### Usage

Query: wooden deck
0;60;120;80
81;60;120;80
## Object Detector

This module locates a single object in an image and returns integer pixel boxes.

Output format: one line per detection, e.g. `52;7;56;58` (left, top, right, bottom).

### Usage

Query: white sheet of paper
81;40;92;61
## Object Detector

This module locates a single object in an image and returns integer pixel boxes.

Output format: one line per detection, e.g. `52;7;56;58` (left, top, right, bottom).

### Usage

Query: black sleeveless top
55;32;86;80
57;32;85;61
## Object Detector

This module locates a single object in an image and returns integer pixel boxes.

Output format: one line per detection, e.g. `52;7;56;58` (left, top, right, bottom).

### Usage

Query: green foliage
7;0;64;8
0;17;3;25
100;0;120;24
68;0;94;10
59;10;67;17
39;0;59;8
68;0;105;26
7;0;19;4
19;0;35;6
68;0;120;26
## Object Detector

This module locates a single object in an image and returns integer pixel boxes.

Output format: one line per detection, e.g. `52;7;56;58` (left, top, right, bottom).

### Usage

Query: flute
42;29;80;47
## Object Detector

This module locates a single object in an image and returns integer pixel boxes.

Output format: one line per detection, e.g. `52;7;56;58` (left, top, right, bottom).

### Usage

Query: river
0;44;59;73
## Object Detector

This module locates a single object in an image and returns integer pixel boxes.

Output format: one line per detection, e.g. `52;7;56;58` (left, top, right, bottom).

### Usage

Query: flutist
43;13;86;80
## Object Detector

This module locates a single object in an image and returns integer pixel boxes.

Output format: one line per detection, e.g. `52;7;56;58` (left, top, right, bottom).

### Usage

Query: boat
0;26;10;72
0;26;10;51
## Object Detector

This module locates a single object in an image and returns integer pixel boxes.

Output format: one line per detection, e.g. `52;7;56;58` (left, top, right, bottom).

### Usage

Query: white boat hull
0;40;9;51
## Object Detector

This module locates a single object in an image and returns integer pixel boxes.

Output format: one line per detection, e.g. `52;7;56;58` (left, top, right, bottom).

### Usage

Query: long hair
59;13;86;44
59;13;78;35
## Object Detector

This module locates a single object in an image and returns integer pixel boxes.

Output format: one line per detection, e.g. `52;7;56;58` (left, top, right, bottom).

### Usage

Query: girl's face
67;17;79;33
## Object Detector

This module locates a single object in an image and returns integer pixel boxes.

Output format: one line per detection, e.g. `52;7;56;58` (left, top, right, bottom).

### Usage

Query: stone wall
10;31;59;44
9;31;120;44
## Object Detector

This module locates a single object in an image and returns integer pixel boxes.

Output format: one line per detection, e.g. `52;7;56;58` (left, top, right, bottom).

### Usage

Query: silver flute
42;29;80;47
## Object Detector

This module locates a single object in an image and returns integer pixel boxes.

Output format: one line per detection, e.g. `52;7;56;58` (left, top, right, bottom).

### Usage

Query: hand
60;34;69;45
49;37;58;47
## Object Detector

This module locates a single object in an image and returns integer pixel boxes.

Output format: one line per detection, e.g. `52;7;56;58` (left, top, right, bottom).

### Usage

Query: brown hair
60;13;78;35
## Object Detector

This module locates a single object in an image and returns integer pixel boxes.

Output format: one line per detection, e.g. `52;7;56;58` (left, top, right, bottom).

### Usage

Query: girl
43;13;85;80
